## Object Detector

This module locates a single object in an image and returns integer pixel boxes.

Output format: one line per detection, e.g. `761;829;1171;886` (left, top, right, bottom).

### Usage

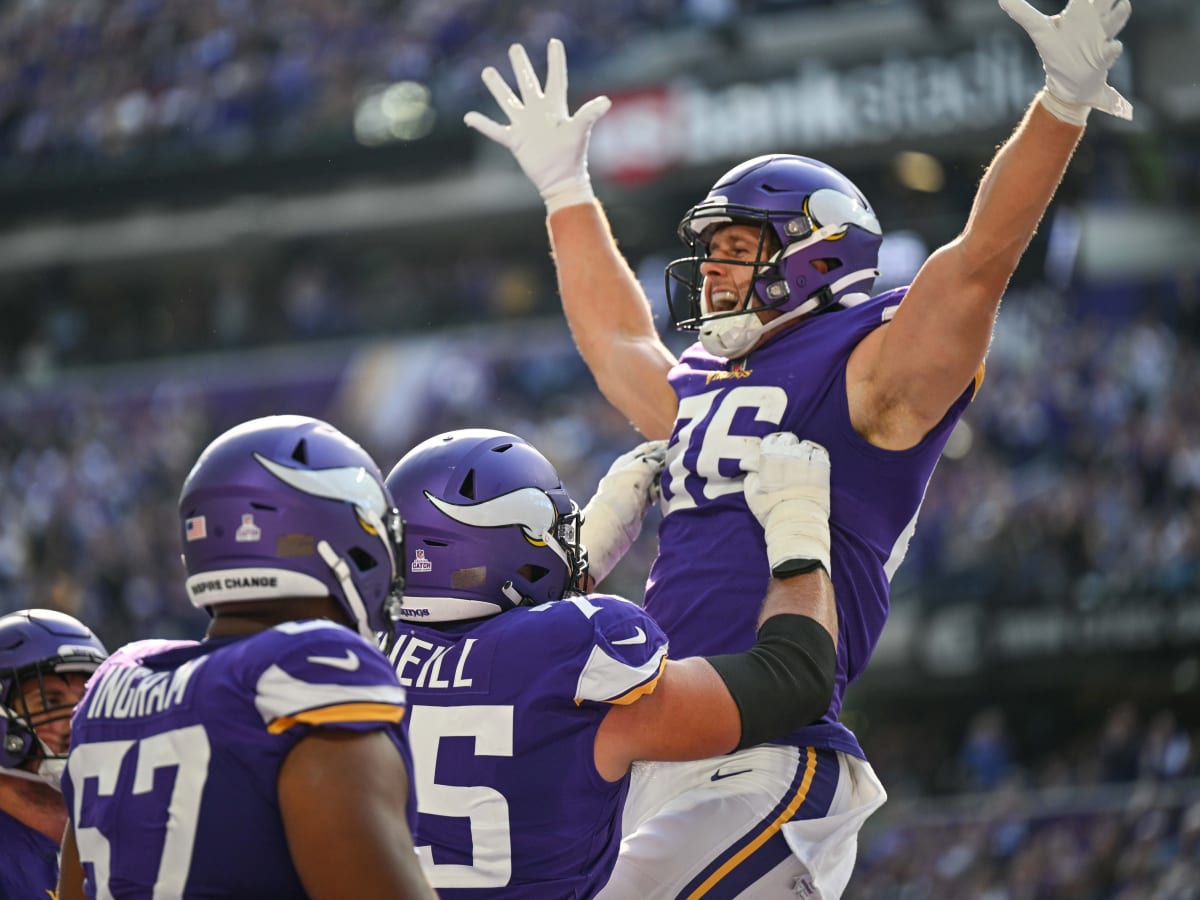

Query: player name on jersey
84;656;207;720
388;633;478;689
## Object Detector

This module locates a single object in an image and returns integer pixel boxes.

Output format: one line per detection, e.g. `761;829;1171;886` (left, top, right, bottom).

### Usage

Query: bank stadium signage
590;33;1048;183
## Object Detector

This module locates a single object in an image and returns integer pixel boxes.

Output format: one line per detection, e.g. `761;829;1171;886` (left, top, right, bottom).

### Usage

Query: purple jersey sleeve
560;593;669;707
250;620;408;734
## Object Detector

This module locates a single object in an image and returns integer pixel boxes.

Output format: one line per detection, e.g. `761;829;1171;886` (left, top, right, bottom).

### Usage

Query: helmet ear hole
348;547;380;572
291;439;308;464
813;258;842;273
522;564;550;583
459;469;476;500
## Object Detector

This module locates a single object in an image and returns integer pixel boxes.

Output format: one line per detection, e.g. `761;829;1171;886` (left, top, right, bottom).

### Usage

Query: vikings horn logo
424;487;580;578
254;453;394;548
424;488;557;549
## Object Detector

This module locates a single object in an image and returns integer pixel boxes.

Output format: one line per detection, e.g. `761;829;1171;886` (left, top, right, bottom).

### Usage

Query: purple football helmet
385;429;586;623
666;154;884;358
0;609;107;772
179;415;404;641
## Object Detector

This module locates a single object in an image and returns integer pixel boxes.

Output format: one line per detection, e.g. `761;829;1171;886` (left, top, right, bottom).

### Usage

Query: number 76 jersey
391;593;669;898
62;622;413;899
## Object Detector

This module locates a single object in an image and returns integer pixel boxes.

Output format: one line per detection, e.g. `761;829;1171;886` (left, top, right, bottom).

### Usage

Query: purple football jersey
391;594;668;898
62;622;412;899
0;806;59;899
651;290;976;757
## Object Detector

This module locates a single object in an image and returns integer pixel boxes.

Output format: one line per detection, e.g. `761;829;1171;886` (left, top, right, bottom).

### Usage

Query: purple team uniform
63;622;413;899
393;593;668;898
0;806;59;900
653;290;977;756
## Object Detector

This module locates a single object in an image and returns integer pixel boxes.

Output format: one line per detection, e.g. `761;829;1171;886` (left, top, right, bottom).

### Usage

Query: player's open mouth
709;290;741;312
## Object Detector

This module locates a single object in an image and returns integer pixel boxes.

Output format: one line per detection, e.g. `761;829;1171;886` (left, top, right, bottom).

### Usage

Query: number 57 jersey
392;593;669;898
62;621;413;899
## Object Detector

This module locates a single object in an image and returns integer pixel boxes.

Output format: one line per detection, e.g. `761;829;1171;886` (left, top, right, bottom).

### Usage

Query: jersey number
409;705;515;888
664;385;788;513
68;725;211;899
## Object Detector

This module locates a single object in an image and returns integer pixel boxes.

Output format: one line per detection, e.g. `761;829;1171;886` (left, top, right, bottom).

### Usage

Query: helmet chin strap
317;540;374;641
500;581;529;607
700;302;811;358
698;266;880;359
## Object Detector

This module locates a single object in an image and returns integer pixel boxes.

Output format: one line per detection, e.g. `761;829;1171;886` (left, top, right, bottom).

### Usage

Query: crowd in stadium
850;703;1200;898
0;0;832;170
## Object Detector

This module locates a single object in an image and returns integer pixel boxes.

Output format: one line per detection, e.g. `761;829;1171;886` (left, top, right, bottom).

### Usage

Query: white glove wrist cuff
579;501;637;586
1039;88;1090;126
766;530;832;579
761;495;832;577
543;179;596;215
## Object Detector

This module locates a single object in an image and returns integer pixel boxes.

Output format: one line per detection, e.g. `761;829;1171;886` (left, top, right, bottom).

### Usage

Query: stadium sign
590;33;1046;183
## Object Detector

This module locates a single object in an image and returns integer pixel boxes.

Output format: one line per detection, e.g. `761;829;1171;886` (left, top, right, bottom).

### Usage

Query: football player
57;416;436;900
463;0;1132;893
385;427;838;897
0;609;107;898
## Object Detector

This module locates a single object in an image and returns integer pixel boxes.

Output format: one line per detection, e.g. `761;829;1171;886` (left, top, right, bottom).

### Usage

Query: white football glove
464;38;612;214
743;434;832;578
999;0;1132;125
580;440;667;586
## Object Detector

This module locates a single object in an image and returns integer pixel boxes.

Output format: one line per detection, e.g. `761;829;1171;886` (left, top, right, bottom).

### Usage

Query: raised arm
849;0;1132;449
579;439;667;587
593;435;838;780
464;39;679;439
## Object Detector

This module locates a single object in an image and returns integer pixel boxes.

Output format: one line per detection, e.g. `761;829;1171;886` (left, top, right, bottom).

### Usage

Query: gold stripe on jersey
255;662;407;724
267;701;407;734
575;644;669;706
603;654;668;706
686;746;818;899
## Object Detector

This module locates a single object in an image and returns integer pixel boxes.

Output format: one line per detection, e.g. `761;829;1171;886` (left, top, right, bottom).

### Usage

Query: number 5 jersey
392;593;669;898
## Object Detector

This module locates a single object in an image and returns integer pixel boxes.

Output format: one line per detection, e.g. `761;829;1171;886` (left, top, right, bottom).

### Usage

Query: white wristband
1038;88;1090;126
543;179;596;215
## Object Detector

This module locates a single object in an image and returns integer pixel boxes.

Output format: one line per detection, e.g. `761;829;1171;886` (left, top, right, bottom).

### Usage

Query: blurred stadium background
2;0;1198;895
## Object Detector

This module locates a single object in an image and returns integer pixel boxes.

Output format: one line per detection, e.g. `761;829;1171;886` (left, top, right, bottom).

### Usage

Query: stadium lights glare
354;81;437;145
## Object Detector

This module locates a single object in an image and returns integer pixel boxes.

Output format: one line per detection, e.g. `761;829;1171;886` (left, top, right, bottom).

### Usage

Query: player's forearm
56;829;87;900
957;97;1083;282
705;602;838;750
548;202;678;437
757;570;838;647
548;202;652;354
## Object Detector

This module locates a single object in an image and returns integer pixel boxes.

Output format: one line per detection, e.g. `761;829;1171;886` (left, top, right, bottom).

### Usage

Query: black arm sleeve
704;614;837;751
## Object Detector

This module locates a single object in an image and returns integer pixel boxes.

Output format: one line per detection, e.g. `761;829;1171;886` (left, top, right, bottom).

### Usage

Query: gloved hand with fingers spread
464;38;612;214
999;0;1132;125
580;440;667;586
743;434;832;579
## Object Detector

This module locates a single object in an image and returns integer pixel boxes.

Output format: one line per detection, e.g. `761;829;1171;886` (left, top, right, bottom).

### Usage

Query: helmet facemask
2;667;80;782
666;209;792;358
665;156;884;359
0;610;107;789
